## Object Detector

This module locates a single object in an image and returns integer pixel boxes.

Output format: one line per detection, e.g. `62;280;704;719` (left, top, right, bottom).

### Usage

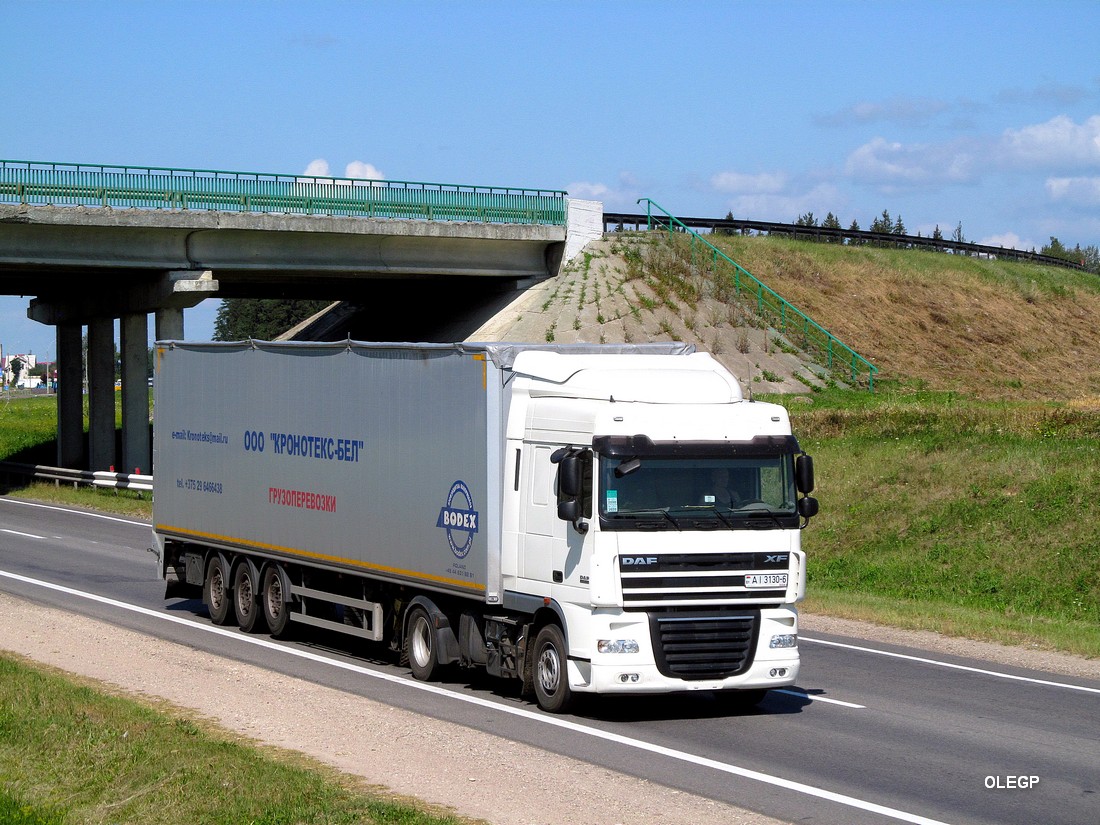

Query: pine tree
214;299;331;341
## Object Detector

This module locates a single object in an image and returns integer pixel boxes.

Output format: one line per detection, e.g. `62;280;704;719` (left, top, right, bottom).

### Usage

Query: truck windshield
598;454;798;531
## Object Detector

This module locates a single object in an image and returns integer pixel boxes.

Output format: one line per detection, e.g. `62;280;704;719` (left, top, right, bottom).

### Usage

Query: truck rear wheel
204;556;232;626
261;565;293;638
405;607;441;681
533;624;574;714
233;563;266;633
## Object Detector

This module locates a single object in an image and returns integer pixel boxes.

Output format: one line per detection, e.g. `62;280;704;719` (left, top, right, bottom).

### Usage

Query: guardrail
0;159;568;226
605;211;1087;272
634;199;879;390
0;461;152;493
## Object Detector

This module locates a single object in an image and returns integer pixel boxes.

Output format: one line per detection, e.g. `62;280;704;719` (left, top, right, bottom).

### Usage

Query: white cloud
300;159;385;181
718;183;841;223
999;115;1100;169
976;231;1036;251
345;161;384;180
566;181;612;199
816;95;952;127
710;171;787;194
565;174;643;211
1046;176;1100;205
844;136;977;188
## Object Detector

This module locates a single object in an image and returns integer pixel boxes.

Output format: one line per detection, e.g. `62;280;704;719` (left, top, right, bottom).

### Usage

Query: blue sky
2;0;1098;359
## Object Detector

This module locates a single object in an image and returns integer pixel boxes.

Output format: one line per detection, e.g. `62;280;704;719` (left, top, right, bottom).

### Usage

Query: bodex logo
436;480;479;559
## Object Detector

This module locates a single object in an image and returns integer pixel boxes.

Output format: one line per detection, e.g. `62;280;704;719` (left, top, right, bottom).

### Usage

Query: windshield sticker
606;490;619;513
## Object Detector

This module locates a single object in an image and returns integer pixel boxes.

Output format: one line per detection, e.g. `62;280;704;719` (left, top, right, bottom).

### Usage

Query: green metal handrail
0;159;567;226
636;198;878;390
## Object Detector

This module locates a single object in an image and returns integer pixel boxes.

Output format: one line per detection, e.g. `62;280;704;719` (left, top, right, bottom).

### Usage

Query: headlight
769;633;797;649
597;639;640;654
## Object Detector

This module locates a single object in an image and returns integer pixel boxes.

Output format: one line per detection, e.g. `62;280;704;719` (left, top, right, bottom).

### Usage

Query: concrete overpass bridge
0;159;601;475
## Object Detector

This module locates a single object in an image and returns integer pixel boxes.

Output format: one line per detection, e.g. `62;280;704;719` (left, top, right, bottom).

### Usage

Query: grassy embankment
0;397;469;825
614;231;1100;657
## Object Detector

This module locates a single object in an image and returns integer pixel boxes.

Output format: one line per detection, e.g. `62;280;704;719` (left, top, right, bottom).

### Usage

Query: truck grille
619;552;789;607
650;610;759;680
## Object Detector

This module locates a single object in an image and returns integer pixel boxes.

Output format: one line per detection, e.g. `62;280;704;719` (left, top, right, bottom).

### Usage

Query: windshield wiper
680;505;735;529
610;509;682;530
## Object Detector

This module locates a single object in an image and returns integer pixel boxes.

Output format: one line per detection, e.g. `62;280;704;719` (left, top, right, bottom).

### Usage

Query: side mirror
557;499;589;535
558;455;582;498
798;496;819;520
796;454;815;495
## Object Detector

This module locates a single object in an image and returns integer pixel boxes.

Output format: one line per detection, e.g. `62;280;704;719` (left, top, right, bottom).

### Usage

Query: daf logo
622;556;659;566
765;554;789;563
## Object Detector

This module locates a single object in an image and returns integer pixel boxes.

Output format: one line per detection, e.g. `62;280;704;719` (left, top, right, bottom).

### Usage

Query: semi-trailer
152;340;818;713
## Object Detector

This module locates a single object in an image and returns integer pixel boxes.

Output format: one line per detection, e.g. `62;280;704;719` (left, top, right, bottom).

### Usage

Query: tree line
728;208;1100;274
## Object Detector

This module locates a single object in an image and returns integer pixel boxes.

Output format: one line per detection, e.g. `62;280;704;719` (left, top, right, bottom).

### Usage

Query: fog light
769;667;789;678
617;673;640;683
769;633;797;649
598;639;640;654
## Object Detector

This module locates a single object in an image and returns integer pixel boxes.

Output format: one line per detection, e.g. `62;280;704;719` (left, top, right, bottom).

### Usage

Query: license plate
744;573;788;589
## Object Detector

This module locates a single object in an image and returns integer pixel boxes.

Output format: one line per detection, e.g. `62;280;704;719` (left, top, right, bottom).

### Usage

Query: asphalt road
0;497;1097;825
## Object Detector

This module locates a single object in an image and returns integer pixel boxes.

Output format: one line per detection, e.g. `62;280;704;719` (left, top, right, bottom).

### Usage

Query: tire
261;565;293;638
203;556;232;626
233;562;266;633
533;624;574;714
405;606;441;681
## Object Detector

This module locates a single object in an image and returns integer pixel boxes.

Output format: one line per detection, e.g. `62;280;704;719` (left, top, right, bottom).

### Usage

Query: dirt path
1;593;1095;824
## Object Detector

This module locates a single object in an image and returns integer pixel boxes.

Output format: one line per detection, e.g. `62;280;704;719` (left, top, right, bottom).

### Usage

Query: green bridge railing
636;198;878;390
0;159;567;226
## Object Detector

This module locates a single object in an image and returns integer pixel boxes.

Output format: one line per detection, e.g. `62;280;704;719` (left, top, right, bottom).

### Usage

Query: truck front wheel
533;624;574;714
204;556;232;626
405;607;442;681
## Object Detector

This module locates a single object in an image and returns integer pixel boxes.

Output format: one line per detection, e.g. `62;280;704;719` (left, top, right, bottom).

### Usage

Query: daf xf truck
152;340;818;713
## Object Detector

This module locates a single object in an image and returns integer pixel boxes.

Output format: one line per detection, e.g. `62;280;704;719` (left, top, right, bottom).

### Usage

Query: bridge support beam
155;306;185;342
120;313;149;474
55;324;85;469
86;318;115;472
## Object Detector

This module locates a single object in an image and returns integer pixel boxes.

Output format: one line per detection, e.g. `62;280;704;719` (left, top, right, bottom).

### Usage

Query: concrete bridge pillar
155;306;185;342
120;312;150;474
86;318;116;472
55;324;85;469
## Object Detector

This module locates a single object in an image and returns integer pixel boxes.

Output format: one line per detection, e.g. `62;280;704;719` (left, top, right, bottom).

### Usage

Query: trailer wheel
533;624;574;714
261;565;293;638
204;556;232;626
405;607;441;681
233;563;266;633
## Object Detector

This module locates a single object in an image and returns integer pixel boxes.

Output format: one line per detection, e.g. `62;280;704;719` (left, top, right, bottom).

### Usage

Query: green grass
776;387;1100;657
0;656;466;825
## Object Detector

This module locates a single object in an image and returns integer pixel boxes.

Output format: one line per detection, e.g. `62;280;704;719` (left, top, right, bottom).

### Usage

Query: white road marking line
1;528;45;539
802;635;1100;695
0;497;149;528
1;569;951;825
773;688;865;708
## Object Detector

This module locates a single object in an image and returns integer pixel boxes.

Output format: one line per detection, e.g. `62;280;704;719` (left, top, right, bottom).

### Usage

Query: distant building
2;352;42;389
